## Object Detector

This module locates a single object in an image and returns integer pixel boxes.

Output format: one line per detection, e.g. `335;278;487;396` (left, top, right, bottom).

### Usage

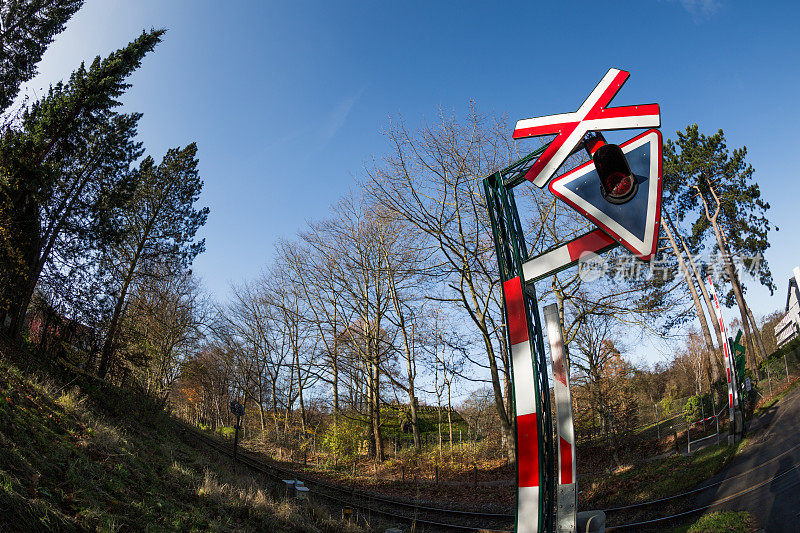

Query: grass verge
0;354;367;532
582;439;744;509
673;510;756;532
751;376;800;418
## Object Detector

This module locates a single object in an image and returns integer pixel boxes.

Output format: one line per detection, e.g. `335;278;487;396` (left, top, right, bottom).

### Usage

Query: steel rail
182;425;514;532
605;461;800;531
183;422;800;531
603;439;800;513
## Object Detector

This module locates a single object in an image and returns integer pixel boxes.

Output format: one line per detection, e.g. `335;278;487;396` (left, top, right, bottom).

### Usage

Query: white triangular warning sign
548;129;663;261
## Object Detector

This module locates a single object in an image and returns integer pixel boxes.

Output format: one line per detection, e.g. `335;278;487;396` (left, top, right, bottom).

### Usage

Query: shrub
760;357;788;382
683;394;713;424
216;426;235;438
321;418;366;459
658;396;674;415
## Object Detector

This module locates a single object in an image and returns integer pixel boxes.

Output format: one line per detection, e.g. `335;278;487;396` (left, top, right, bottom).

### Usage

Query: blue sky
21;1;800;363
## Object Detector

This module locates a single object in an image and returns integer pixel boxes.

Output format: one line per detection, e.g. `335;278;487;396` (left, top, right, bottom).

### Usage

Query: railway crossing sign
484;67;663;533
548;129;663;260
708;276;741;445
513;68;660;188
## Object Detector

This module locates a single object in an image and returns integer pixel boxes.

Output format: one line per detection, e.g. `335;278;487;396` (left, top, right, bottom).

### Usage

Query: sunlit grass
676;510;755;532
0;354;369;532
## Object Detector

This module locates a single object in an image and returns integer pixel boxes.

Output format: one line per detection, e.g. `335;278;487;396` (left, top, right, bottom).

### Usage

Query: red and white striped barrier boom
503;277;542;533
522;229;617;283
543;304;577;533
707;276;739;443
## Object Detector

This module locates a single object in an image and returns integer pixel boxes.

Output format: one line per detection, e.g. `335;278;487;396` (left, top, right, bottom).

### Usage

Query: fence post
785;355;790;383
687;425;691;454
766;364;773;395
699;401;704;431
715;414;720;445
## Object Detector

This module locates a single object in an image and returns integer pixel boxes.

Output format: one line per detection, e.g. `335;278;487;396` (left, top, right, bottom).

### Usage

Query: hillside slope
0;353;363;532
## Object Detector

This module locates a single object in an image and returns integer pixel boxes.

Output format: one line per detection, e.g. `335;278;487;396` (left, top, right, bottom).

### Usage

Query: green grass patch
675;510;755;532
0;353;366;532
584;440;743;508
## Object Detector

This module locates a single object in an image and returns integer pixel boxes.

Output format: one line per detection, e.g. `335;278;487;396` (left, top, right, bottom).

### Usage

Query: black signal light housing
584;133;638;205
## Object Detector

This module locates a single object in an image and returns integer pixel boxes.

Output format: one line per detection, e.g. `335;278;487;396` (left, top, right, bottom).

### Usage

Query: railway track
180;423;800;531
180;424;514;532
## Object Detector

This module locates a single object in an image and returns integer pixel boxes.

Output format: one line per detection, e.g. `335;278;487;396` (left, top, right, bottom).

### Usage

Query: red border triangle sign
514;68;663;261
550;129;663;260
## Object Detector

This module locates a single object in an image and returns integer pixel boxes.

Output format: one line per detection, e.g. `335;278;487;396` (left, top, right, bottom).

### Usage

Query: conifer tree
0;29;164;336
663;125;775;373
97;144;208;379
0;0;84;114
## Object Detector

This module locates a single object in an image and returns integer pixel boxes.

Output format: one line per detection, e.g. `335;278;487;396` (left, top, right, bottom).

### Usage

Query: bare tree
367;108;522;459
121;265;208;406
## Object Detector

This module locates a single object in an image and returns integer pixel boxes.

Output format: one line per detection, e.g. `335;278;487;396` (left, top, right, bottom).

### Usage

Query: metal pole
687;425;691;454
701;399;705;431
484;172;555;532
766;363;773;395
785;355;790;383
233;413;241;463
544;304;576;533
655;403;660;440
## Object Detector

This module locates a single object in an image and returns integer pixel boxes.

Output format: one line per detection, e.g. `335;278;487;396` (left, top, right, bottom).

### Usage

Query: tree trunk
662;218;715;394
332;352;340;424
372;360;383;461
670;214;724;384
98;274;131;379
746;305;769;360
483;326;514;461
699;183;759;374
447;379;453;450
390;279;421;451
719;227;769;365
709;219;758;373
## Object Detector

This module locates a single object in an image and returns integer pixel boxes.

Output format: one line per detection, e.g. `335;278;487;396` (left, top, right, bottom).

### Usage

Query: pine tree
0;0;84;114
663;124;775;373
35;111;142;328
0;29;164;336
97;143;208;379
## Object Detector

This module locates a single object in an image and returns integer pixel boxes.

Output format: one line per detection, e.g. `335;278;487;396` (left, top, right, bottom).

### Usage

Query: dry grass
0;352;374;532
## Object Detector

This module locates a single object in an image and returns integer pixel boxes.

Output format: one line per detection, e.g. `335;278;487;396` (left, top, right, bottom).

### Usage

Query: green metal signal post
483;143;556;532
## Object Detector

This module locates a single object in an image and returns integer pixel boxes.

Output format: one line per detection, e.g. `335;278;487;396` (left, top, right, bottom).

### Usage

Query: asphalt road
692;384;800;532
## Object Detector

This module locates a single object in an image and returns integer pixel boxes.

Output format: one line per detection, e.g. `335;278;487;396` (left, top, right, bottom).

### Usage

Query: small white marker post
543;304;577;533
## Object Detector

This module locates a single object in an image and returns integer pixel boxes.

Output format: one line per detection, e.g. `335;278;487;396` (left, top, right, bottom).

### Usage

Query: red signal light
583;134;637;204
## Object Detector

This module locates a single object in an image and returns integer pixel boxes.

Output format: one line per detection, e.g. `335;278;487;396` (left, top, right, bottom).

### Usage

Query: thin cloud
668;0;723;21
322;88;365;141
